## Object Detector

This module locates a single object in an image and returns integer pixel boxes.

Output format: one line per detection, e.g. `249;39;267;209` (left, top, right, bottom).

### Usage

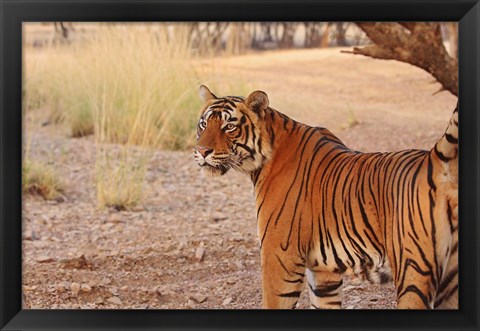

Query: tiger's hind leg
306;269;343;309
434;250;458;309
435;232;458;308
261;249;306;309
435;198;458;309
396;264;436;309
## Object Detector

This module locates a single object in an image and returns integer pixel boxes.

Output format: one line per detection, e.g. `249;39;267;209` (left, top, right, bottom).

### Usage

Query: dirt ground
22;47;457;309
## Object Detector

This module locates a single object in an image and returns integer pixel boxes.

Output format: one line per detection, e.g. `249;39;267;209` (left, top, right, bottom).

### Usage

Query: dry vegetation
22;160;64;201
24;24;250;208
22;23;457;309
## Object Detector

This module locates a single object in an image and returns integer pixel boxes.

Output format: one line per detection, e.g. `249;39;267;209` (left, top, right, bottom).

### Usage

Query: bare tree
278;23;299;48
304;22;323;48
226;23;251;55
187;22;229;55
345;22;458;96
53;22;74;43
334;22;348;46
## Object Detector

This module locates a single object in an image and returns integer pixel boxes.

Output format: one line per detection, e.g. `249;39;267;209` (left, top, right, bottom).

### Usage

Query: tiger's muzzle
194;146;230;175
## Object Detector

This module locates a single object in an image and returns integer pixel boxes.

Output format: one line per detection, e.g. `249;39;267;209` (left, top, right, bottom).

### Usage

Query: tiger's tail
431;103;459;309
432;103;459;165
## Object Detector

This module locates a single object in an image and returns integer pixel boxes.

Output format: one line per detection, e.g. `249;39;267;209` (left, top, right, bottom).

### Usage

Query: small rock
80;284;92;293
186;299;196;309
56;283;66;293
120;286;129;291
349;297;362;304
107;214;124;224
61;255;88;269
101;277;112;285
226;278;236;285
155;287;166;296
101;223;115;231
70;282;81;296
108;287;119;296
36;256;55;263
195;247;205;262
55;194;67;203
231;232;243;241
23;228;34;241
107;296;122;305
235;245;247;257
131;205;144;212
234;261;244;269
189;294;208;303
141;247;154;254
222;297;233;306
165;243;177;253
211;212;228;222
148;286;158;295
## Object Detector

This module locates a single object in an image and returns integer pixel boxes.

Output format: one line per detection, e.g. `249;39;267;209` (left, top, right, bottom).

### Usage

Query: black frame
1;0;479;330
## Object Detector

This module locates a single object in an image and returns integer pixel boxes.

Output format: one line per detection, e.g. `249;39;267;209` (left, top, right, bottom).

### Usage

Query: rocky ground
22;47;457;309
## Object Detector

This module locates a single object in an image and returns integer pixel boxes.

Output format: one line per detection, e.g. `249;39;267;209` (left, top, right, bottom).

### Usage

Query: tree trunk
321;23;332;47
444;23;458;59
335;22;347;46
304;22;323;48
279;23;298;49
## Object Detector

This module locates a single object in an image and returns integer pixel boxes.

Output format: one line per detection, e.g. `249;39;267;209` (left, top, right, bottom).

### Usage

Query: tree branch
348;22;458;96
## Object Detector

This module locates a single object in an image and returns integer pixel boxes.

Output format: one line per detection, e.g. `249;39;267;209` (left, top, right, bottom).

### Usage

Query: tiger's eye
226;123;236;131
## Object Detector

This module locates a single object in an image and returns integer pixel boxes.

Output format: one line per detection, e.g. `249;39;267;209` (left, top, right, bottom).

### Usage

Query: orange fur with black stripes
194;85;458;309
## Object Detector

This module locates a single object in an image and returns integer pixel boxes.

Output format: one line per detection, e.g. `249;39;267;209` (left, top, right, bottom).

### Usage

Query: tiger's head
194;85;272;176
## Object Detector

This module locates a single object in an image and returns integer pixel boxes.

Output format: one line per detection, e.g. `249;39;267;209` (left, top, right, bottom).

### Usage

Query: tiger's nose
196;146;213;158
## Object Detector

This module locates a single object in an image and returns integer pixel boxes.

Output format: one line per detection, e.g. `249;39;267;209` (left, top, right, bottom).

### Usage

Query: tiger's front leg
306;269;343;309
261;246;306;309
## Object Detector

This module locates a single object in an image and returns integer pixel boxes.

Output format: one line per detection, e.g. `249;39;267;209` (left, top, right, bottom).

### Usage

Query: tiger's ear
246;90;269;118
199;85;217;102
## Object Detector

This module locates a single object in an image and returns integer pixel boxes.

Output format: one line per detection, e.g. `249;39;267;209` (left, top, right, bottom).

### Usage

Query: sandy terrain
22;47;457;309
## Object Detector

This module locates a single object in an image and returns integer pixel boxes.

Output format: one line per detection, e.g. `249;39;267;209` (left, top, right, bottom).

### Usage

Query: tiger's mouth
200;163;230;176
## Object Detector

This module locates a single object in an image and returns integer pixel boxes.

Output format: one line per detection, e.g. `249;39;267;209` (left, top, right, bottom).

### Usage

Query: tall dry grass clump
87;25;200;208
26;25;202;148
23;160;64;200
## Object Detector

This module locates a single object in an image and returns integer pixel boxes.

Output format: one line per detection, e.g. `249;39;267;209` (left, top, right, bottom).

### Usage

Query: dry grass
22;160;63;200
25;25;201;148
95;147;149;210
341;107;360;129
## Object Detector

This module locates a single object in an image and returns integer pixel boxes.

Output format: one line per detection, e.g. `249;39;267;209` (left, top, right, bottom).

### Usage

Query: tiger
194;85;458;309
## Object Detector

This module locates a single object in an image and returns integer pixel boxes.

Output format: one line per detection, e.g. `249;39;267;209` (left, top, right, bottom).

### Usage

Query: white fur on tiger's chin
200;164;229;177
194;148;264;177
